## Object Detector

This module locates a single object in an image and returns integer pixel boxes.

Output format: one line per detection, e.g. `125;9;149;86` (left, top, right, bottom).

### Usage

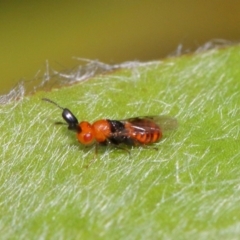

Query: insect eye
77;122;95;145
84;133;93;143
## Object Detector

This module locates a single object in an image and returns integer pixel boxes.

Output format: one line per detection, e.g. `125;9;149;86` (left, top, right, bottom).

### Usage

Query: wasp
42;98;177;151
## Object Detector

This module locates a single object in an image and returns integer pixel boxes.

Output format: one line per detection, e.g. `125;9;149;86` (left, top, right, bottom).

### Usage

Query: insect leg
84;143;99;169
141;145;159;151
108;141;131;157
113;145;131;157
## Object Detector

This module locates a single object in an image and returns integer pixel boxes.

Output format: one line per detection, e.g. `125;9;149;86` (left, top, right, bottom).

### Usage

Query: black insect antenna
42;98;65;110
42;98;81;132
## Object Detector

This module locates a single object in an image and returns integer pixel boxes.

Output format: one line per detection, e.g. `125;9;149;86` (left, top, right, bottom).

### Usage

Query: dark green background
1;1;240;93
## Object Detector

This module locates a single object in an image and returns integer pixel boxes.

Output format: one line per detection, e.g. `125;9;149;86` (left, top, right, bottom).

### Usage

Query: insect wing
107;116;177;146
124;116;178;133
117;116;177;145
146;116;178;132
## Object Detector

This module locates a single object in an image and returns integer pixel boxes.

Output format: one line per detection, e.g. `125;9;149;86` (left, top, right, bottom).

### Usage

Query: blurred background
1;0;240;94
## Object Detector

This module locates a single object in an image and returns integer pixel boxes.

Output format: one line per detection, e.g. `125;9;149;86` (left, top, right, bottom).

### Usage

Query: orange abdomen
125;119;162;144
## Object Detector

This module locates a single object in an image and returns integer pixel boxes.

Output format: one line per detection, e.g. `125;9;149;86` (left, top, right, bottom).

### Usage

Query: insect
42;98;177;150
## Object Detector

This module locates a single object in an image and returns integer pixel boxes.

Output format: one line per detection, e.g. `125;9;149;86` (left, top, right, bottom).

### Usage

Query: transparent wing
106;116;177;146
121;115;178;133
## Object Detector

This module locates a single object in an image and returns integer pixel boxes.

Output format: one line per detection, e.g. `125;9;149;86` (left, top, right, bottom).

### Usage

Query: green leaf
1;45;240;239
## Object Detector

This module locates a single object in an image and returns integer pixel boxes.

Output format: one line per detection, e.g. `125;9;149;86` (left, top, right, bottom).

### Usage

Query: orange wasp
42;98;177;150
